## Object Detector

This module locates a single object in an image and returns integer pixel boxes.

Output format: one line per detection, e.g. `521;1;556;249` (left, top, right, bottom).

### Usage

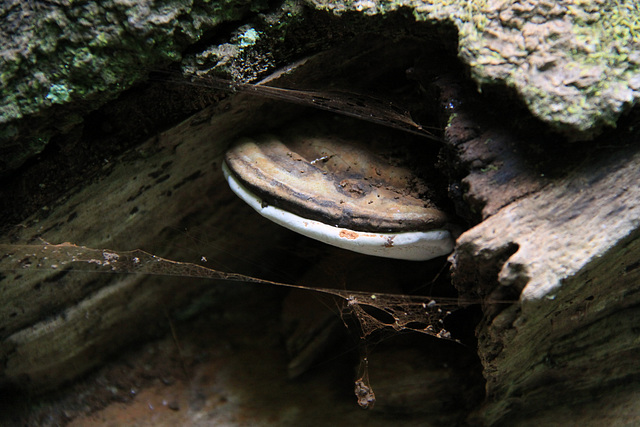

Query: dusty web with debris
154;70;443;142
1;242;467;408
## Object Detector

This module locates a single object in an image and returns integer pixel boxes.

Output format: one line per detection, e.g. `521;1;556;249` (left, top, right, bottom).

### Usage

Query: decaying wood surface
1;39;482;425
2;30;640;427
441;74;640;425
0;91;291;390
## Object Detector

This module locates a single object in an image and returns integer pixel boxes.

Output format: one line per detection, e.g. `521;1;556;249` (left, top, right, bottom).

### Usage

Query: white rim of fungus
222;162;455;261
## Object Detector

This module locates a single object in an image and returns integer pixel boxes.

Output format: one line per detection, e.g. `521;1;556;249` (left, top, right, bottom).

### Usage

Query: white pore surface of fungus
223;162;454;261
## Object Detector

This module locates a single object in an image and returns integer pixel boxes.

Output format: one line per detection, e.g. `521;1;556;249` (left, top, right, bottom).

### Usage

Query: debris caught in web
0;243;473;407
1;243;461;336
354;356;376;409
154;70;442;141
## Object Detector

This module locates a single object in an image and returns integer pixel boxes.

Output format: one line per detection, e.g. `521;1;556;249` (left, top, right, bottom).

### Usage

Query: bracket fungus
223;132;455;261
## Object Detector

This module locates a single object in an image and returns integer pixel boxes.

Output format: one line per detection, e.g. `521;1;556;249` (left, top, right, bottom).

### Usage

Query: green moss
1;0;262;125
447;113;458;127
237;28;261;48
398;0;640;136
45;84;73;104
5;0;640;174
481;164;499;173
1;0;269;172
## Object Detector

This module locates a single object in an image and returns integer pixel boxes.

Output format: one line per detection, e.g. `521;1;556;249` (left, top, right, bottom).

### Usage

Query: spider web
151;70;443;142
1;243;467;408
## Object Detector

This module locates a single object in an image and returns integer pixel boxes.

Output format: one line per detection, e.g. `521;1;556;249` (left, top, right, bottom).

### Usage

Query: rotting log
1;37;485;425
2;2;640;425
443;74;640;425
0;91;293;392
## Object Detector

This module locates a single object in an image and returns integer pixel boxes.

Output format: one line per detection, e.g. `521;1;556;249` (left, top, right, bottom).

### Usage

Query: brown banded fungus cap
223;134;454;261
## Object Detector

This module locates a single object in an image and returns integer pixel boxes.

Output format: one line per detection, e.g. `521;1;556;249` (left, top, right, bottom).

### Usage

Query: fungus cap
223;134;454;261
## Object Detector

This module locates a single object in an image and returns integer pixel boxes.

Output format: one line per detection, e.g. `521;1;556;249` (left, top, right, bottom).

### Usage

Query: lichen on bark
310;0;640;140
0;0;264;172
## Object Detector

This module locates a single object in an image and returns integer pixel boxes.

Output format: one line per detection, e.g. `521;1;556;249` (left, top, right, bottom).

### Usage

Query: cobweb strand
1;242;470;410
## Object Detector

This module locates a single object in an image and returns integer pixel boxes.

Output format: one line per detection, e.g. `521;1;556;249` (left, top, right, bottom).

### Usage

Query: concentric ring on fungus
222;133;454;261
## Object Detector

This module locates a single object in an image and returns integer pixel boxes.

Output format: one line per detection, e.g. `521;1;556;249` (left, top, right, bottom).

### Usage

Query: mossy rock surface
4;0;639;174
0;0;261;173
311;0;640;140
